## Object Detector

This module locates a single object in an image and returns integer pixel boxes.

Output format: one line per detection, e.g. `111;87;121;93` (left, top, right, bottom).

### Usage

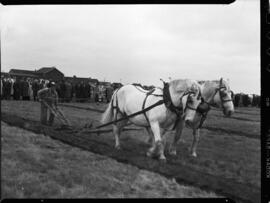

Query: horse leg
112;120;127;150
145;126;156;158
169;119;185;156
147;122;166;161
145;127;154;145
190;128;200;157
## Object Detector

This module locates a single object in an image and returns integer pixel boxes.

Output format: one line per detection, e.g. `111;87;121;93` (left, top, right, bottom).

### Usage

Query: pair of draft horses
101;78;234;161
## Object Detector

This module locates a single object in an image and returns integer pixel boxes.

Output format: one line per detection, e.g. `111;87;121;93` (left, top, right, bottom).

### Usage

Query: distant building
99;81;111;87
64;76;99;85
8;67;64;81
35;67;64;81
9;69;38;78
1;72;10;78
112;82;123;89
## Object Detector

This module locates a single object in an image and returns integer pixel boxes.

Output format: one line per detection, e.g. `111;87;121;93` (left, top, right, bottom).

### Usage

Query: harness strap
198;110;209;128
96;99;164;129
142;92;152;126
111;88;126;124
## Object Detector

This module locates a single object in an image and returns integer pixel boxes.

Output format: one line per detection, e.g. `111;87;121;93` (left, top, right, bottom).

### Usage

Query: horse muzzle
223;109;234;117
185;119;193;128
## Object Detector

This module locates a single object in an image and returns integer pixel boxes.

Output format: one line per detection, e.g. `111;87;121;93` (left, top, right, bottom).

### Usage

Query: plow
41;101;143;134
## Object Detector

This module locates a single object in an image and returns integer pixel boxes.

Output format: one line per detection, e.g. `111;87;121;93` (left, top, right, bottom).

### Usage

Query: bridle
196;81;234;128
182;91;201;113
201;81;233;111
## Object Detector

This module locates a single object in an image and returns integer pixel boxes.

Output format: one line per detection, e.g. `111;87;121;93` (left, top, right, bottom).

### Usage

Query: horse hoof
115;145;121;150
146;151;153;157
169;149;177;156
191;152;197;157
159;157;167;163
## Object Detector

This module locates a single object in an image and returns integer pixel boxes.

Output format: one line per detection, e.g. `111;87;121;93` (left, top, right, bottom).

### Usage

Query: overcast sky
0;0;260;94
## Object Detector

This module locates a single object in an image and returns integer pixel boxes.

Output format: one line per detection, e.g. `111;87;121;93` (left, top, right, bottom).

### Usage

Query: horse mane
169;79;200;93
202;79;231;91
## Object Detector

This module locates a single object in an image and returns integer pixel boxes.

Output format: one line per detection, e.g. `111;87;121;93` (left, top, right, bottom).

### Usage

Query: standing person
28;78;33;100
82;82;89;102
3;78;11;100
37;82;59;125
0;77;3;99
94;83;99;103
32;79;39;101
234;94;240;107
106;85;114;103
18;78;24;100
10;77;14;100
38;79;45;92
4;78;11;100
59;80;66;103
2;78;7;99
79;81;84;102
85;82;90;102
74;82;79;102
13;78;20;100
71;82;76;102
65;81;72;102
98;85;104;103
89;83;94;101
21;78;29;100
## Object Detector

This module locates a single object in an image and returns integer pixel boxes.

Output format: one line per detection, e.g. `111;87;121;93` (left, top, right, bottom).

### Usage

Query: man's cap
48;81;56;88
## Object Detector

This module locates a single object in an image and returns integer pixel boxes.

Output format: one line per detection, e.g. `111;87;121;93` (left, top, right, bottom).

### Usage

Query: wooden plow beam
42;101;71;126
69;126;144;134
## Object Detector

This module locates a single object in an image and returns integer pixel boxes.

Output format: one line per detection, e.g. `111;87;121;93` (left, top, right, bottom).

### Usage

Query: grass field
1;100;260;201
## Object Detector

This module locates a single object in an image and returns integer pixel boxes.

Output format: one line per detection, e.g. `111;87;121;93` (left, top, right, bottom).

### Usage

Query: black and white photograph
1;1;261;202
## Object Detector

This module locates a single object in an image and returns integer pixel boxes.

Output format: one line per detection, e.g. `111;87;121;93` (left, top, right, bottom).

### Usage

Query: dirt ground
1;121;219;198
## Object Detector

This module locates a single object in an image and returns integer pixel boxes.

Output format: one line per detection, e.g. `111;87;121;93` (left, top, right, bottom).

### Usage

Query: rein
96;99;164;129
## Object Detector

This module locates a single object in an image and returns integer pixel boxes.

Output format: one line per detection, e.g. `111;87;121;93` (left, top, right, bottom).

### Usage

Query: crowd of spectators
233;93;260;107
1;76;115;103
1;76;48;101
1;75;261;108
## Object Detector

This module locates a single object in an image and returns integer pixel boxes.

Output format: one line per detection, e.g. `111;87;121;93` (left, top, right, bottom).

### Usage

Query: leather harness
103;83;198;130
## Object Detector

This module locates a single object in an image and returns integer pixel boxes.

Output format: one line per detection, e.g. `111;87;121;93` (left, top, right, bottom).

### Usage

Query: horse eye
187;95;192;102
220;91;226;97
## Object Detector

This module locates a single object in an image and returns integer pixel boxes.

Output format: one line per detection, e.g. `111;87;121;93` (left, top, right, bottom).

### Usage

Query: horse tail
101;99;114;124
101;89;117;124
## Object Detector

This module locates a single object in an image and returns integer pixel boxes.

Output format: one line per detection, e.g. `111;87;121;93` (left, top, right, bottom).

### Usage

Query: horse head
213;78;234;117
179;82;202;127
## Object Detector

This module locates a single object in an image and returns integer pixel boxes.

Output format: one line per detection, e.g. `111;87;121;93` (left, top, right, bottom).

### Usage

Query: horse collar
163;82;182;116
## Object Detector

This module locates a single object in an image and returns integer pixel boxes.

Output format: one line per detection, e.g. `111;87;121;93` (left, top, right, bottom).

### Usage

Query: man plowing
37;82;70;127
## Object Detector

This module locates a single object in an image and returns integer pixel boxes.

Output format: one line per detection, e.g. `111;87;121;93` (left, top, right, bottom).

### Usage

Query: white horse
169;78;235;157
101;79;202;161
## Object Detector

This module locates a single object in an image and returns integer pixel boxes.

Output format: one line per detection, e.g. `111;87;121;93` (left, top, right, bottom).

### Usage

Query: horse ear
181;94;188;112
160;78;165;84
220;77;223;85
197;89;202;100
191;83;199;93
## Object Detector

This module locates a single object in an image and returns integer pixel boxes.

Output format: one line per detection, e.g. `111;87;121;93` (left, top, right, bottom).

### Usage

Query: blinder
218;87;233;105
183;90;201;112
230;90;234;100
197;102;210;114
